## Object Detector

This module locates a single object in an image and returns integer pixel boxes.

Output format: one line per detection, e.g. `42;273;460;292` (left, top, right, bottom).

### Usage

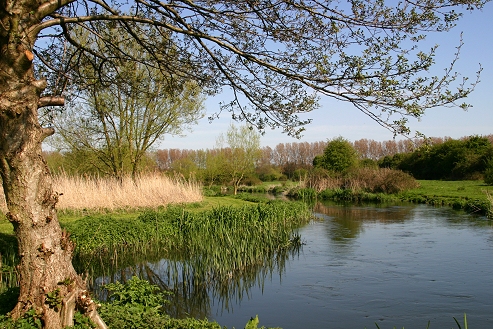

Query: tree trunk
0;27;106;329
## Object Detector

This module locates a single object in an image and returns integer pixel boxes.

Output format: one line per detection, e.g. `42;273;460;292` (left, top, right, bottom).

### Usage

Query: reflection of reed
87;243;301;319
77;201;310;319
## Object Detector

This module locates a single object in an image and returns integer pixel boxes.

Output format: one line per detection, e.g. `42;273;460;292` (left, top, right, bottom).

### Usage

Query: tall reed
1;173;203;214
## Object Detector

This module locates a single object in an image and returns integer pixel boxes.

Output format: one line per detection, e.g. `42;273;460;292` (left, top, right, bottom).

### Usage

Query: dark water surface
208;203;493;329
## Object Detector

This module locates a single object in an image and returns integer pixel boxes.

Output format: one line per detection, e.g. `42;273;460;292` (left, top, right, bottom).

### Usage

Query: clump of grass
64;201;311;281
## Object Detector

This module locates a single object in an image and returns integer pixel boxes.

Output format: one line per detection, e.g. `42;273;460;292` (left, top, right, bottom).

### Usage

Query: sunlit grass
410;180;493;199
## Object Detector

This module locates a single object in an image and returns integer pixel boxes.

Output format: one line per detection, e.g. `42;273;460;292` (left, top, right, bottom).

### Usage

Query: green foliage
245;315;279;329
294;188;317;201
256;165;284;182
316;137;359;174
383;136;493;180
245;316;259;329
104;276;170;308
359;158;378;169
0;309;42;329
45;288;62;311
98;276;222;329
63;201;311;279
484;158;493;185
72;311;97;329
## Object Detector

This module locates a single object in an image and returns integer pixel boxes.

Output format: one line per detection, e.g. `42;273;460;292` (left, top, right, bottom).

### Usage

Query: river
208;203;493;329
95;202;493;329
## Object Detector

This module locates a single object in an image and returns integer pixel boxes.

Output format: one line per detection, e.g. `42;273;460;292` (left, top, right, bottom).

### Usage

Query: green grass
399;180;493;216
406;180;493;200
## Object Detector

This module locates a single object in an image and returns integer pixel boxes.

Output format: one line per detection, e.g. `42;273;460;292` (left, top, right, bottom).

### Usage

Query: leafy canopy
27;0;488;138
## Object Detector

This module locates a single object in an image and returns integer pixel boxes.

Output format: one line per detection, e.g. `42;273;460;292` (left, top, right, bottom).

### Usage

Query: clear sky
159;4;493;150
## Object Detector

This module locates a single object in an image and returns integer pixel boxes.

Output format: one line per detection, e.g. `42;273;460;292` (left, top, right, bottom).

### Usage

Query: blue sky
161;4;493;150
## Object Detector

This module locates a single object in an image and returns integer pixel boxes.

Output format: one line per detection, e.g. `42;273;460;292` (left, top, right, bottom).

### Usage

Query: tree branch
38;96;65;108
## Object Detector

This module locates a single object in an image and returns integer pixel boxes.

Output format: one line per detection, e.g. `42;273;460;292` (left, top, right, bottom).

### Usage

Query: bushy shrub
347;167;419;194
242;175;262;186
315;137;359;173
306;167;418;195
484;159;493;185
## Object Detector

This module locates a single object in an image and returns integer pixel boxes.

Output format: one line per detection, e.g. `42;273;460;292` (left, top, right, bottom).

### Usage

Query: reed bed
1;173;203;213
64;201;312;295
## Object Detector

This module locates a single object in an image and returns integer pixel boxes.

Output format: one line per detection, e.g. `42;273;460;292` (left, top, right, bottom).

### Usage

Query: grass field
409;180;493;200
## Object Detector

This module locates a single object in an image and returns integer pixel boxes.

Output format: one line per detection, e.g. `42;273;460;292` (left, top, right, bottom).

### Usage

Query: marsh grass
62;200;312;309
0;172;203;214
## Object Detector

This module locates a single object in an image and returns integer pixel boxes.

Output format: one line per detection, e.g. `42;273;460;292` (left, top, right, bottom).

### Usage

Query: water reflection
314;202;414;245
88;244;301;319
81;203;493;329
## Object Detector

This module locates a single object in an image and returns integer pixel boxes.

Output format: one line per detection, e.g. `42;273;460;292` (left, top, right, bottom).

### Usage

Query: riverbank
1;181;491;328
288;180;493;217
0;196;309;329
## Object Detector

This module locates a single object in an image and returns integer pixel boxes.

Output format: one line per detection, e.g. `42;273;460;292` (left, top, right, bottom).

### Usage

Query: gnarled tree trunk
0;14;106;329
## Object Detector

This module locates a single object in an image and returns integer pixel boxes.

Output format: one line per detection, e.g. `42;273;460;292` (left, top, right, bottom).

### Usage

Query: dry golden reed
0;173;202;213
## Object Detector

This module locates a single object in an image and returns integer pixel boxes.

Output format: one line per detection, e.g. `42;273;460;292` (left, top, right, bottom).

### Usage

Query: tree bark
0;21;106;329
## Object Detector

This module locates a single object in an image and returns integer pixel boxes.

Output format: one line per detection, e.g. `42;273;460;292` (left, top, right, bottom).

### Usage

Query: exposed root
78;290;108;329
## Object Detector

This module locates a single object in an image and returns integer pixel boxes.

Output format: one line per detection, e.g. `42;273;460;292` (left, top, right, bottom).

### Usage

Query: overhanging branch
38;96;65;108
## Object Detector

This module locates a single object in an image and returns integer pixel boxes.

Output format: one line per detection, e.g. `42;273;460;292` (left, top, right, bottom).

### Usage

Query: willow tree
51;26;205;181
0;0;488;327
217;124;262;195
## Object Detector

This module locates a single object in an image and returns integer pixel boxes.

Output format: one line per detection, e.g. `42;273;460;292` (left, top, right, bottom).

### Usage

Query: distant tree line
379;135;493;181
44;134;493;186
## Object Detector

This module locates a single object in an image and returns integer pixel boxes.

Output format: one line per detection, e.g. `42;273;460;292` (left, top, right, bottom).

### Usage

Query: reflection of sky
210;204;493;329
160;4;493;150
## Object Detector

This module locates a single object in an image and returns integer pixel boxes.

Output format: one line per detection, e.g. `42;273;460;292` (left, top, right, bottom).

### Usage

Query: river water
206;203;493;329
94;202;493;328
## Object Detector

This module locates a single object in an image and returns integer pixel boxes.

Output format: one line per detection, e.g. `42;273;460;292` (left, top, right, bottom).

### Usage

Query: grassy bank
290;180;493;217
400;180;493;215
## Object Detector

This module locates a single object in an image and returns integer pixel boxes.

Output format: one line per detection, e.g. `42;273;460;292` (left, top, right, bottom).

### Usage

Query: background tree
0;0;489;327
316;137;359;174
219;124;262;195
394;135;493;180
50;27;205;181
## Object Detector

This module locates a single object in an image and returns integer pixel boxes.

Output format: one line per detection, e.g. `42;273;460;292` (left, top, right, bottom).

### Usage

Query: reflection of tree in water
315;201;414;245
83;242;300;319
